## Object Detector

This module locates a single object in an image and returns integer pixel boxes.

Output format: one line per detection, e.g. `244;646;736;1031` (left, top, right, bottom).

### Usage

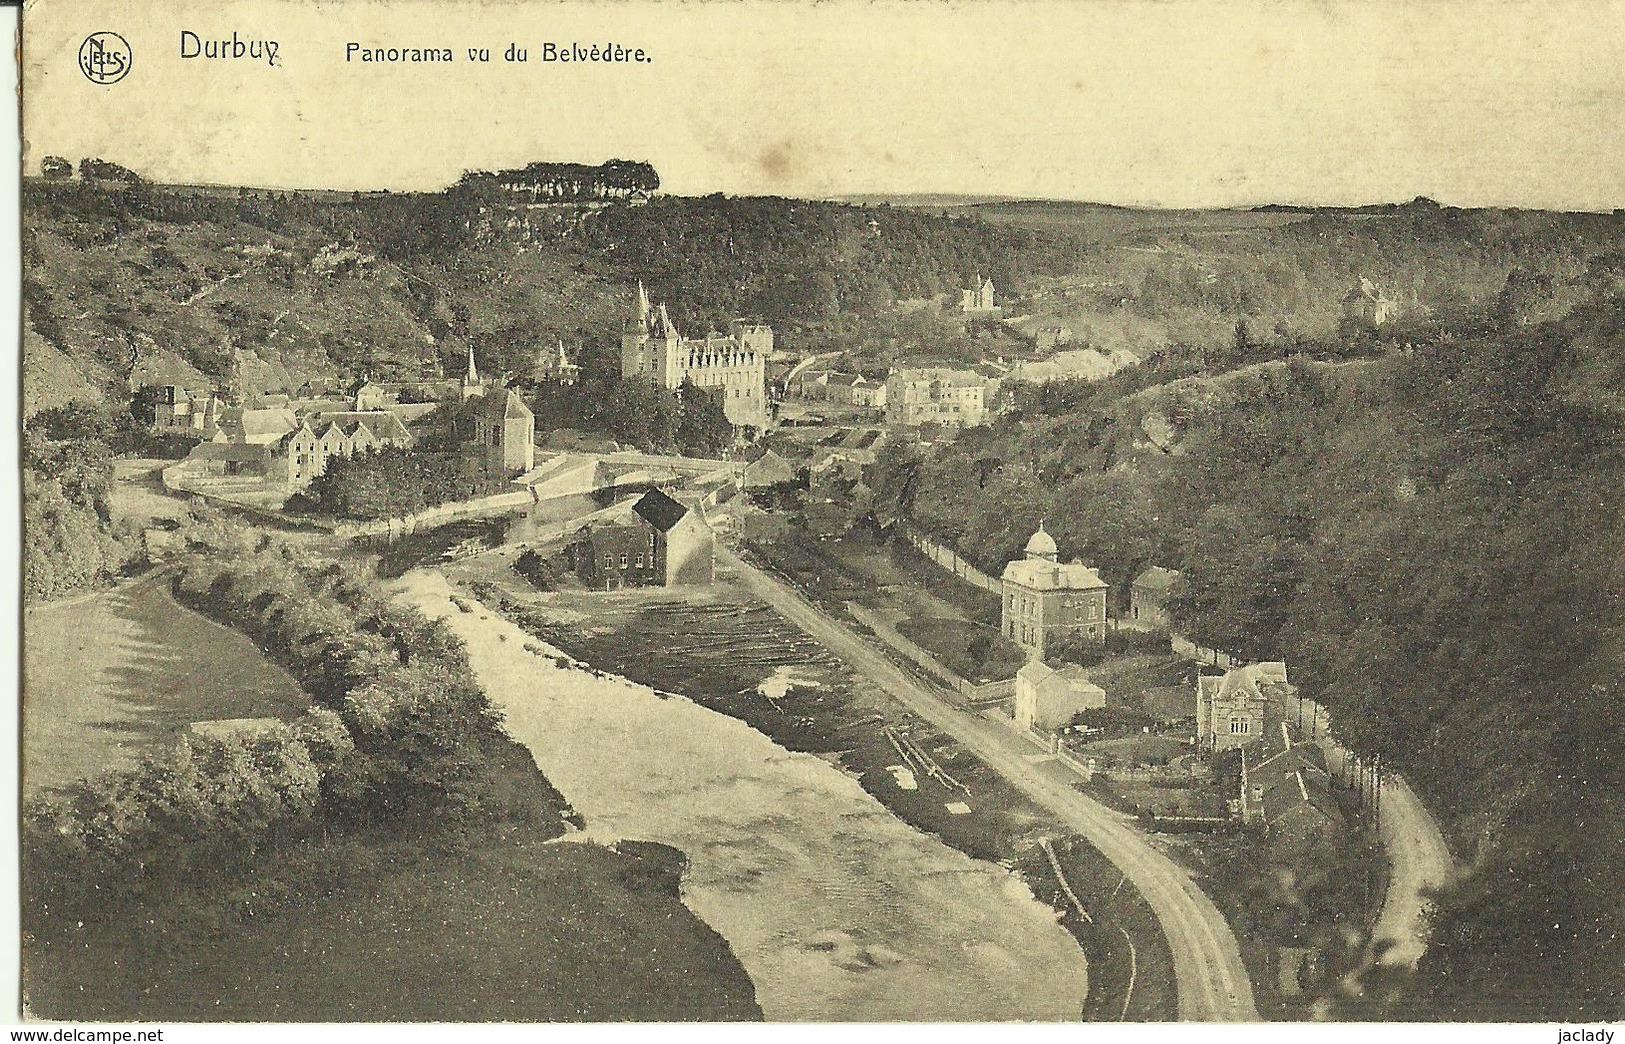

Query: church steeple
461;344;484;399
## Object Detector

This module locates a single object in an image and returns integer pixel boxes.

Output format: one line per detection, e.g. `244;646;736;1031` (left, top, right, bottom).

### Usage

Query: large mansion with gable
621;282;770;431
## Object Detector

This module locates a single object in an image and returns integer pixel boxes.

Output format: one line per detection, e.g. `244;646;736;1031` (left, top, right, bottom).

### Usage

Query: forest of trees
527;375;737;456
869;265;1625;1019
24;539;564;927
22;402;140;602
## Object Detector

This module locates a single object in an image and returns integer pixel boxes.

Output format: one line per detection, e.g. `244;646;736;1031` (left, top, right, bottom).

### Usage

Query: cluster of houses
166;346;537;492
989;525;1339;847
785;362;1005;431
787;369;888;410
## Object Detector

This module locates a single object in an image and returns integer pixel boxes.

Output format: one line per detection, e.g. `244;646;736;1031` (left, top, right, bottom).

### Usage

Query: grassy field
22;572;307;798
894;615;1025;683
24;732;760;1022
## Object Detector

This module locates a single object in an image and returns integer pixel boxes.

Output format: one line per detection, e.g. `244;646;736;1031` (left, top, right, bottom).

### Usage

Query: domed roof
1024;523;1058;559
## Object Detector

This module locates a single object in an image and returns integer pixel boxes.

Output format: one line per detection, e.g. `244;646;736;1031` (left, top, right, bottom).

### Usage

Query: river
394;568;1089;1021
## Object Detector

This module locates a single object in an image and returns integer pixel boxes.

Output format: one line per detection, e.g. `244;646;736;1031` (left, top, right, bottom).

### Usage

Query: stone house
1196;661;1290;751
472;388;536;478
281;411;412;487
885;368;993;429
151;384;222;436
960;276;1001;316
1130;565;1183;629
1000;524;1109;657
1014;660;1107;734
575;488;714;589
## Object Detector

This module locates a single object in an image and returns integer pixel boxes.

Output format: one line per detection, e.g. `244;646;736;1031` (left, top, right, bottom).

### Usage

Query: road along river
394;569;1089;1021
717;546;1259;1021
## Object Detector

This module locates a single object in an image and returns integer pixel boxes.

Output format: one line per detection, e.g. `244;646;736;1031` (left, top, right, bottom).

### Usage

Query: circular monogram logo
78;31;132;85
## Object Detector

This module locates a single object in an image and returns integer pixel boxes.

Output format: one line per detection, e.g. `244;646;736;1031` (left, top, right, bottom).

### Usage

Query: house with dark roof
182;440;278;478
1240;722;1344;855
574;488;714;589
741;449;799;490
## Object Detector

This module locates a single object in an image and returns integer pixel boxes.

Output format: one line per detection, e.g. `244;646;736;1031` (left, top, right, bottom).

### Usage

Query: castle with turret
621;282;770;430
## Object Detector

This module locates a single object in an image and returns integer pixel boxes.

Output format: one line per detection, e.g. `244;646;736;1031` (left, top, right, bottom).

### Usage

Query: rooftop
1134;565;1183;591
632;488;692;532
1002;558;1107;592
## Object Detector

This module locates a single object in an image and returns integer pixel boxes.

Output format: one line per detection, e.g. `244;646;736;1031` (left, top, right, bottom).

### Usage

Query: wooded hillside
872;260;1625;1019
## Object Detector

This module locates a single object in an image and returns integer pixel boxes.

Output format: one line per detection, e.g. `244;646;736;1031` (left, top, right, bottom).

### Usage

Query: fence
846;602;1013;702
901;527;1002;594
1170;634;1242;669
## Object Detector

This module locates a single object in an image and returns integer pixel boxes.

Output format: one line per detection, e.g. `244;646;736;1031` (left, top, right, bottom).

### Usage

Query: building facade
1196;661;1291;751
575;488;714;589
1130;565;1183;629
281;411;413;488
884;368;992;428
621;282;770;430
1000;524;1109;657
960;276;1000;316
1014;660;1107;734
152;385;222;436
472;388;536;478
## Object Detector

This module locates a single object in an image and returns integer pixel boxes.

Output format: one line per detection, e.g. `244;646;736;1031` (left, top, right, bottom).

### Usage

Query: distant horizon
25;165;1624;215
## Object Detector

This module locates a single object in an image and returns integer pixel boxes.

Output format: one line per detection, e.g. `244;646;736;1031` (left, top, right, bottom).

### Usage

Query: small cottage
1015;660;1107;734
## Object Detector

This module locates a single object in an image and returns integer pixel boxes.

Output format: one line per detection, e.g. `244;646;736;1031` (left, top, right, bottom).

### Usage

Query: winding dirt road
719;547;1258;1021
1282;692;1455;969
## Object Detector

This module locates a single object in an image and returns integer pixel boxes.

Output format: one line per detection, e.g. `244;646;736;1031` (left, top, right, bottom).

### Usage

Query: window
1229;718;1251;735
603;553;612;567
636;554;644;568
620;553;629;569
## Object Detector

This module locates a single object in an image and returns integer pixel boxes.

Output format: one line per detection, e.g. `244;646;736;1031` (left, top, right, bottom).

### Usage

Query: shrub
26;547;521;923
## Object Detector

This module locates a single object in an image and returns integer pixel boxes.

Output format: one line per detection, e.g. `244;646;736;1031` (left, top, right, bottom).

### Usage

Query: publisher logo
78;31;132;85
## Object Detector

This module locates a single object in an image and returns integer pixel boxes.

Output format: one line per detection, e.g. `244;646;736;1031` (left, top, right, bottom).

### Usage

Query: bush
514;548;558;590
26;547;522;923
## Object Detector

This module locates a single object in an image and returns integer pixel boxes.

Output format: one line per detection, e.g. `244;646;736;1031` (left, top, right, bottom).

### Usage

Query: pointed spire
464;343;479;385
637;280;650;320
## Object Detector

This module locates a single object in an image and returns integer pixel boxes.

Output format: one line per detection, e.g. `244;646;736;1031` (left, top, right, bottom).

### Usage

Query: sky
19;0;1625;209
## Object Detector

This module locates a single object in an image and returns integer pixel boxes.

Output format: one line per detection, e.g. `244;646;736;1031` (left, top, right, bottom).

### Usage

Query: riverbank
444;547;1179;1020
24;729;759;1021
397;566;1093;1021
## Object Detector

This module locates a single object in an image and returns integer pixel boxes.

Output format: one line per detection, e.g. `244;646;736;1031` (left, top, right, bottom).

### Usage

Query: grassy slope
22;574;308;798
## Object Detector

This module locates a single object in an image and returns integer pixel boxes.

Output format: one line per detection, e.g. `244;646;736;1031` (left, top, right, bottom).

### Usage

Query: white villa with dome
1000;524;1109;658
